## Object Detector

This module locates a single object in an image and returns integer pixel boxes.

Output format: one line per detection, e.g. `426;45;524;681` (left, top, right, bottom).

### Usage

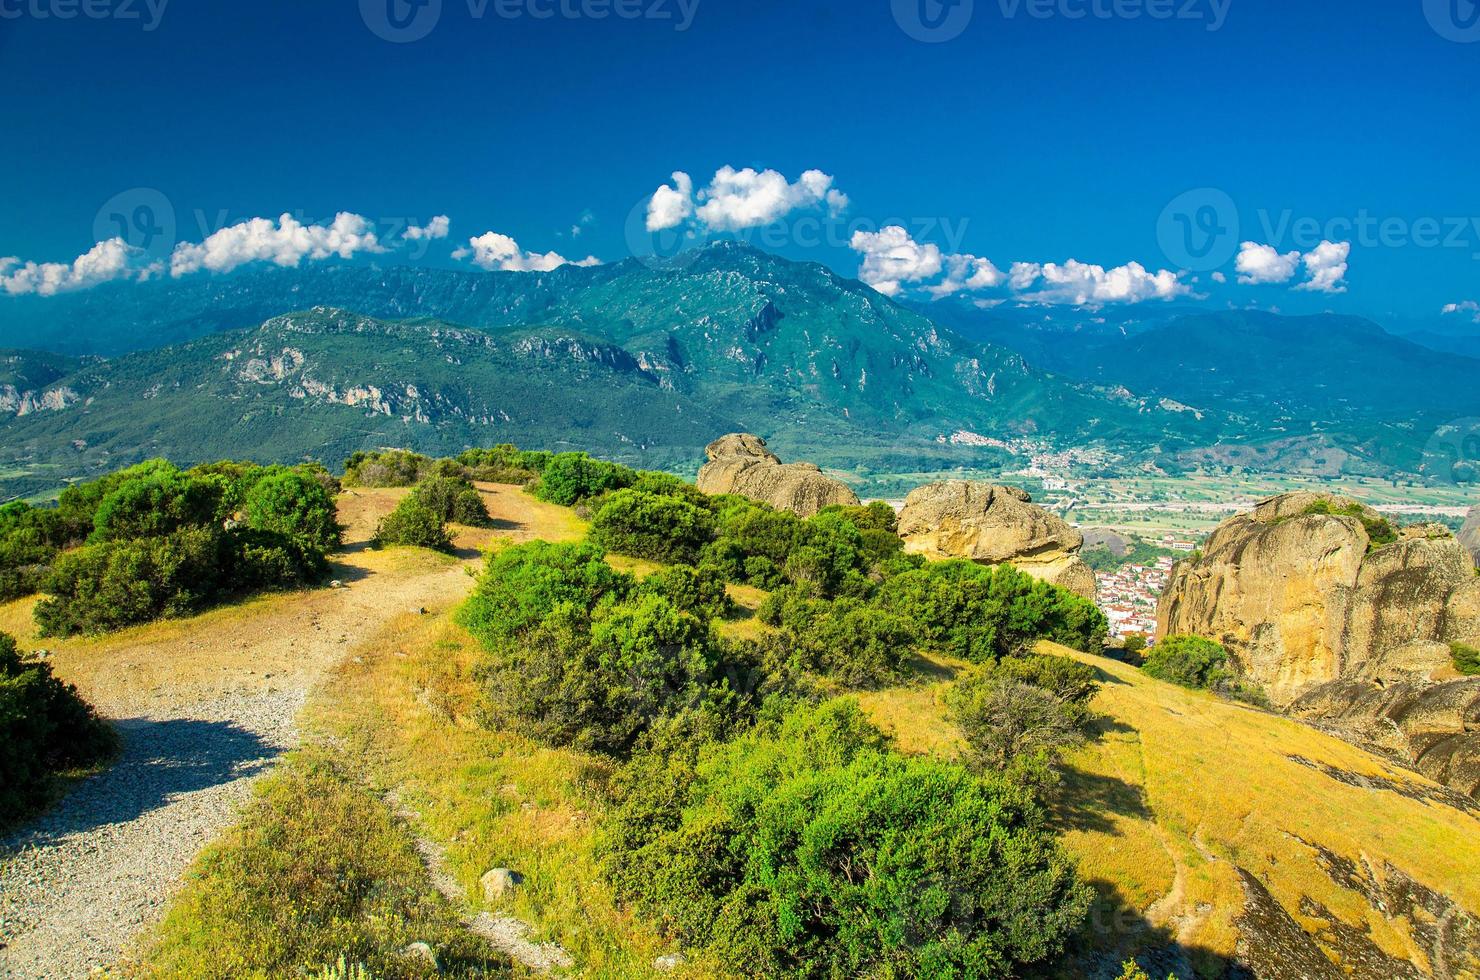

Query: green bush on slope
0;631;117;826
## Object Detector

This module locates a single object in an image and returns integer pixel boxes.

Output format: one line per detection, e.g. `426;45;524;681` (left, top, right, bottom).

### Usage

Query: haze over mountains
1;242;1477;497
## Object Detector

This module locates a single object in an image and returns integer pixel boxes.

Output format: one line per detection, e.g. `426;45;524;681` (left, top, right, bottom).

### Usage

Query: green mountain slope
0;245;1214;494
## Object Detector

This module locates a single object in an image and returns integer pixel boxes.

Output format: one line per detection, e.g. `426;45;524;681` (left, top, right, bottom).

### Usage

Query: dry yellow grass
855;642;1480;976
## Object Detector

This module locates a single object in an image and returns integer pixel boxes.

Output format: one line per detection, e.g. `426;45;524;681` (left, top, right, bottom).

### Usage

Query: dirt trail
0;488;497;979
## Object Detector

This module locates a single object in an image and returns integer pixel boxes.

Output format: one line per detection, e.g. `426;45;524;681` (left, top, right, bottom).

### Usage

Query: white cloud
1009;259;1190;306
850;226;943;297
1295;240;1350;294
1237;239;1351;293
646;166;848;234
1235;242;1302;285
457;231;599;272
404;215;450;241
0;238;153;296
1443;300;1480;323
849;226;1186;306
170;212;386;277
647;172;695;232
1211;271;1227;284
925;253;1007;299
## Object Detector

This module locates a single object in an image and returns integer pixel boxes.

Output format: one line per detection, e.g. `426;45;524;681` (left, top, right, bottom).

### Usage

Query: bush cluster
600;699;1093;978
459;541;762;755
1141;635;1233;689
374;497;455;553
1;632;117;826
590;489;715;565
342;450;432;489
31;460;339;637
409;475;492;527
455;444;552;484
947;653;1101;783
1451;642;1480;677
1299;499;1399;548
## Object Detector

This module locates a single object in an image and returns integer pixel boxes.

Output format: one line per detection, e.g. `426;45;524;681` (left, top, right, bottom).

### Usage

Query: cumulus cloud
455;231;599;272
170;212;386;277
646;166;848;234
1235;242;1302;285
404;215;450;241
849;225;1185;306
1295;240;1350;294
0;238;153;296
1009;259;1189;306
1237;239;1351;293
850;226;944;297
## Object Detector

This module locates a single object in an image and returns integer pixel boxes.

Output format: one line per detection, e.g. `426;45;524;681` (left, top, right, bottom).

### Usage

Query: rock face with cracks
696;433;859;518
1156;491;1480;798
895;481;1098;601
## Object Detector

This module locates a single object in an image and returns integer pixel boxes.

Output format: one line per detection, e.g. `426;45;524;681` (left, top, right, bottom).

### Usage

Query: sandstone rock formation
696;434;859;518
1156;491;1480;797
896;481;1097;601
1462;504;1480;569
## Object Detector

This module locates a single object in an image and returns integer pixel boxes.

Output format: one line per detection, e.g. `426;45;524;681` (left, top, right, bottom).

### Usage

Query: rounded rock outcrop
1156;491;1480;798
696;433;859;517
896;481;1097;601
1461;504;1480;569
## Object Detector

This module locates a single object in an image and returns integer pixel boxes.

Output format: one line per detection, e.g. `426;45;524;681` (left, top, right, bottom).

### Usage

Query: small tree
1452;642;1480;677
590;490;715;564
243;470;342;553
411;475;492;527
948;674;1087;778
373;498;453;553
1142;635;1232;690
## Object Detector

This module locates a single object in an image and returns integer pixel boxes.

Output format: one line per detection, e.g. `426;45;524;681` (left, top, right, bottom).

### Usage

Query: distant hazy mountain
0;245;1210;494
918;301;1480;475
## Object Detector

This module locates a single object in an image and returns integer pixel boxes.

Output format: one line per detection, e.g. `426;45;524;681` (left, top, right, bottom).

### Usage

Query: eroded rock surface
897;481;1097;601
1461;505;1480;569
1157;491;1480;797
696;433;859;517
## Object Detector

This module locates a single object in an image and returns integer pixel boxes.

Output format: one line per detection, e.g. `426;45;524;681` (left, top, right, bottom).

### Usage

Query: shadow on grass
0;718;280;851
1042;880;1254;980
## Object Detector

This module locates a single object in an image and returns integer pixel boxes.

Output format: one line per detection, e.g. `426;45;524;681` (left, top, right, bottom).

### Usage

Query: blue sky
1;0;1477;325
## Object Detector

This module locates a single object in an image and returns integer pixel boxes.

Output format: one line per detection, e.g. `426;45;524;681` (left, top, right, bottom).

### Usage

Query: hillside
0;245;1215;495
858;644;1480;979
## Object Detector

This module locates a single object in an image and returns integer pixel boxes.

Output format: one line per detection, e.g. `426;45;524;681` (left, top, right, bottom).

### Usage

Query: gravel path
0;692;304;978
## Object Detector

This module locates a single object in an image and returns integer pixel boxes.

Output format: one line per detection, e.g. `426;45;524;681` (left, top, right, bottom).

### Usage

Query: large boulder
897;481;1097;601
1462;505;1480;569
1156;491;1480;797
696;434;859;518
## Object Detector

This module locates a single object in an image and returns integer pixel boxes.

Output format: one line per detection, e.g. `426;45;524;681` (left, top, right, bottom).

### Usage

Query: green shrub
229;529;330;591
410;475;491;527
600;699;1092;977
477;593;723;755
1452;642;1480;677
342;450;431;488
0;502;73;602
458;540;631;651
0;632;117;826
89;468;223;543
590;489;715;564
636;564;735;622
947;663;1097;780
628;470;713;508
373;498;453;552
1142;635;1232;689
877;561;1107;662
759;587;918;688
455;444;552;484
243;469;342;552
532;452;633;506
36;528;230;636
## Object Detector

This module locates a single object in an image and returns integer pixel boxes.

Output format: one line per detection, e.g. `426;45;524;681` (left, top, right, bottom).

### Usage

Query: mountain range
0;242;1476;497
